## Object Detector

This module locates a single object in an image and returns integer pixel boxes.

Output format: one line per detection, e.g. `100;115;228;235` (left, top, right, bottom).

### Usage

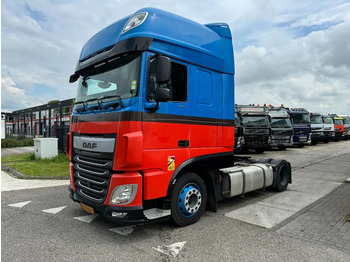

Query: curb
1;164;69;180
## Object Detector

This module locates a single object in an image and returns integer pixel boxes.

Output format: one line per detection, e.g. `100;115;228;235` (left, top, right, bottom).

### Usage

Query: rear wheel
170;173;207;227
275;162;290;192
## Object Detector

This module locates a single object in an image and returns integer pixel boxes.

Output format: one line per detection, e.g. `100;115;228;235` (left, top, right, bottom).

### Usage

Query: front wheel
170;172;207;227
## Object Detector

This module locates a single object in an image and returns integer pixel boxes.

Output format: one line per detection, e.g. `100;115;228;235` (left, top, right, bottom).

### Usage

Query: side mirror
69;73;79;83
156;56;171;84
155;88;170;102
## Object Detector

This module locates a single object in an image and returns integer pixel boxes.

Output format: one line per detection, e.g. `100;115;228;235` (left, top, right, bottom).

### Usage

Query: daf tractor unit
332;115;345;142
321;115;335;143
267;105;293;150
310;112;324;145
67;8;291;227
287;108;311;147
234;105;271;153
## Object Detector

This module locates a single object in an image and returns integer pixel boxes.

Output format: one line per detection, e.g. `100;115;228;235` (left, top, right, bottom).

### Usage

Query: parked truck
321;115;335;143
234;105;271;153
310;112;324;145
332;116;345;142
287;108;311;147
339;115;350;140
67;8;291;226
267;105;293;150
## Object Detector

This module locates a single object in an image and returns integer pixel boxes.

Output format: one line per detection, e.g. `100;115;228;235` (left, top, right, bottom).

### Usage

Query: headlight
110;184;138;205
122;12;148;33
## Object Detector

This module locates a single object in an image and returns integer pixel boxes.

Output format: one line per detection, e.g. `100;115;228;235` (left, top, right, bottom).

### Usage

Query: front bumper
69;185;171;225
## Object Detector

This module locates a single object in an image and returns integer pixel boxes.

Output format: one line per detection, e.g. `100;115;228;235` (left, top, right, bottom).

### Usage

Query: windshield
311;115;322;124
234;113;240;127
291;113;310;124
271;117;292;128
344;118;350;124
242;116;269;127
322;117;333;124
334;119;344;125
75;53;141;103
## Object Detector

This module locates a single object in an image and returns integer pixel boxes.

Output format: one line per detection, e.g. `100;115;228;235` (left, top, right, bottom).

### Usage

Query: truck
67;8;292;227
234;105;271;153
333;116;345;142
310;112;324;145
321;115;335;143
339;115;350;140
267;105;293;150
287;108;311;147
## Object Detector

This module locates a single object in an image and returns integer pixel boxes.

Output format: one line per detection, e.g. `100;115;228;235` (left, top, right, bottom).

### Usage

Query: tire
275;162;290;192
334;139;339;142
170;172;207;227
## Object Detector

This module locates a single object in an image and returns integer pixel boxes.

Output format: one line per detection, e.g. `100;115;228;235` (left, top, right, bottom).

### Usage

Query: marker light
110;184;138;205
122;12;148;34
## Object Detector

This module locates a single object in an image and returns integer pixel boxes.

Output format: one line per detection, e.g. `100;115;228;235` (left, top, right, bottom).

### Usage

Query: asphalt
1;145;350;256
1;146;35;157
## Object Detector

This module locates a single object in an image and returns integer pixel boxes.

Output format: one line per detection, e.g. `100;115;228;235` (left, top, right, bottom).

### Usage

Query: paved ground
1;146;35;157
276;183;350;253
1;144;350;260
1;171;69;191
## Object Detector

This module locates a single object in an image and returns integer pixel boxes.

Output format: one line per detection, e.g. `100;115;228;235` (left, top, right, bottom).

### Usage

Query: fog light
111;212;128;218
110;184;138;205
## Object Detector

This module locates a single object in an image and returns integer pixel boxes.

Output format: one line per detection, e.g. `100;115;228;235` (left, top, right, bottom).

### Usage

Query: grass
2;153;70;178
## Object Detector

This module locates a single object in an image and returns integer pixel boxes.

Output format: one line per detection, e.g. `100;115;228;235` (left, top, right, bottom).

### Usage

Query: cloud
1;0;350;115
1;77;32;112
235;2;350;115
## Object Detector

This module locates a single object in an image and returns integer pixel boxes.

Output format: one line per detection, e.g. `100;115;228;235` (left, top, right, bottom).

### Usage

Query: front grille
245;136;268;145
271;130;293;136
295;129;310;135
73;155;113;203
244;128;269;135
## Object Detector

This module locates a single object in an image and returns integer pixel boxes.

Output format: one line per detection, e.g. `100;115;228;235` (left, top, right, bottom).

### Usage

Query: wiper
74;98;102;111
100;95;124;108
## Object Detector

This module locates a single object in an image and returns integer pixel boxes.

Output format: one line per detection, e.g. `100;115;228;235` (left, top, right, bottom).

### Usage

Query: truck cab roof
77;7;234;75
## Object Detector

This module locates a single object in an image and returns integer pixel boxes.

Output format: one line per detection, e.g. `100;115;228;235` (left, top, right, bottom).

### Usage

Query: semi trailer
67;8;292;226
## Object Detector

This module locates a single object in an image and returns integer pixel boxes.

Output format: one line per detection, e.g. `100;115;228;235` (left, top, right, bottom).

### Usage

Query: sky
1;0;350;115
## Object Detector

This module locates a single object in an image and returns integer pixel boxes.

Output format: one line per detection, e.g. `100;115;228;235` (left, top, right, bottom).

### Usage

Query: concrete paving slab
260;190;321;212
288;178;341;196
225;203;295;229
224;169;342;228
1;171;69;192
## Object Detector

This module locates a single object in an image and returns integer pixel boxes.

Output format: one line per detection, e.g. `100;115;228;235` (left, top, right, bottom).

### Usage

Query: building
3;98;74;151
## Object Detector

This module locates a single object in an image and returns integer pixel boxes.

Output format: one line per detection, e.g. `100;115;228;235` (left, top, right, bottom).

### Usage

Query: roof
79;7;234;74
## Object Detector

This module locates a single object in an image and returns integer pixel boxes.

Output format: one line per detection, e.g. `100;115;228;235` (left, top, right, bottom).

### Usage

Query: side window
147;57;187;102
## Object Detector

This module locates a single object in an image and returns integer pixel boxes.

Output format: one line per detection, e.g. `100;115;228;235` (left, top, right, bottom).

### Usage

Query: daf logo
83;142;97;149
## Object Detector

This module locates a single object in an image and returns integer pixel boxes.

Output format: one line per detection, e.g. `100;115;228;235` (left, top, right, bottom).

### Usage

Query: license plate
80;203;95;214
300;138;307;142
